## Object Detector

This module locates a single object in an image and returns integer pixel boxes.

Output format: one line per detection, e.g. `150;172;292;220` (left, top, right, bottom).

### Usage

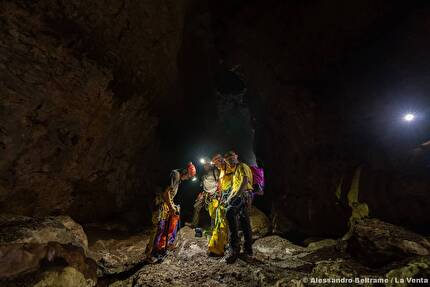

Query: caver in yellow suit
207;159;235;256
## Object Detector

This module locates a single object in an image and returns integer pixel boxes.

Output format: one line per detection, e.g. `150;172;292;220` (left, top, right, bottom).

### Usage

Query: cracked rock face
0;0;187;222
0;215;96;284
347;218;430;267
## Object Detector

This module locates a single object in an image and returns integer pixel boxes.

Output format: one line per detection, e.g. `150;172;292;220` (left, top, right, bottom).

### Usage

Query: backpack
249;165;265;196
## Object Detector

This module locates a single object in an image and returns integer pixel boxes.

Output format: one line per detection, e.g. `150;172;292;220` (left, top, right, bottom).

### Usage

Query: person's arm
226;175;248;204
162;187;175;211
163;171;179;212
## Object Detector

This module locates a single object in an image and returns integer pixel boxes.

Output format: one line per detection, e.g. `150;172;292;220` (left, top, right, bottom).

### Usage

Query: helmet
211;154;223;165
187;162;196;177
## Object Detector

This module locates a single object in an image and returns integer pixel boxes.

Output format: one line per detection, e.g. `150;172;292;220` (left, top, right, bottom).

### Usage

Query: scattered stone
311;259;377;287
274;278;305;287
307;239;337;250
253;235;306;260
57;216;89;249
385;257;430;287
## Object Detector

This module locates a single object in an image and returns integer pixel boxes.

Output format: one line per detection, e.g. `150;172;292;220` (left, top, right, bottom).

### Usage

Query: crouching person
144;162;196;263
223;151;254;264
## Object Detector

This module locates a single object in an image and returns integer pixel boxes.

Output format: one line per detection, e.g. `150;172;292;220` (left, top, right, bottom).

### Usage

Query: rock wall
211;0;430;237
0;0;188;222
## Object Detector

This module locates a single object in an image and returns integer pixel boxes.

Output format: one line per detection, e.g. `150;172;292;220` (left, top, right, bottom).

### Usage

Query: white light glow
403;113;415;122
192;176;197;182
199;158;206;164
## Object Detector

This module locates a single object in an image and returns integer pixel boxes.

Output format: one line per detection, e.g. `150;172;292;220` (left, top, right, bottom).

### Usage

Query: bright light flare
199;158;206;164
191;176;197;182
403;113;416;122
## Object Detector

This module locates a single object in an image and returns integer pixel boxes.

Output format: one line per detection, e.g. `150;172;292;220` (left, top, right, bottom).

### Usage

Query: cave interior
1;0;430;286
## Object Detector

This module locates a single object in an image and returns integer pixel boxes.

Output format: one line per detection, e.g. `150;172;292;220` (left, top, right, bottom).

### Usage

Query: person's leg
145;207;161;259
191;195;204;227
239;202;253;255
208;198;218;229
225;197;241;263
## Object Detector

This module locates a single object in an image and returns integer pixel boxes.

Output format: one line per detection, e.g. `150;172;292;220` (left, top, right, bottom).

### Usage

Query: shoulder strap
212;168;219;181
229;163;240;185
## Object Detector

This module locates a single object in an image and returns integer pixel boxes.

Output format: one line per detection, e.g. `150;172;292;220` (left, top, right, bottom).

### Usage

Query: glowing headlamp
199;157;214;165
403;113;415;122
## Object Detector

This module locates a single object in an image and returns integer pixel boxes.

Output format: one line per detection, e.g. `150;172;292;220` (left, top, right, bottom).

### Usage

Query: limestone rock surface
347;218;430;267
0;215;96;285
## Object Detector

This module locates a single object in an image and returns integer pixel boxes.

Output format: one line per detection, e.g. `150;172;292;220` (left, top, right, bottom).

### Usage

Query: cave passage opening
158;68;260;225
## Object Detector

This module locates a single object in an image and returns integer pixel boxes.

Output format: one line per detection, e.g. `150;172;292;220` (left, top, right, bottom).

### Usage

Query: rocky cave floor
1;214;430;287
99;226;337;287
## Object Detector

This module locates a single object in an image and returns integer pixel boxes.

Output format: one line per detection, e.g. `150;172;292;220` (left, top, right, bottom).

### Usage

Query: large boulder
253;235;306;261
88;228;148;275
0;215;88;249
0;215;96;285
253;235;314;271
34;266;96;287
250;206;271;238
347;218;430;267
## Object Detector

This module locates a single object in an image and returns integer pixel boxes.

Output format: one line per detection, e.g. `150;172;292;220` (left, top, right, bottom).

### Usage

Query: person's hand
197;193;204;201
169;208;176;216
